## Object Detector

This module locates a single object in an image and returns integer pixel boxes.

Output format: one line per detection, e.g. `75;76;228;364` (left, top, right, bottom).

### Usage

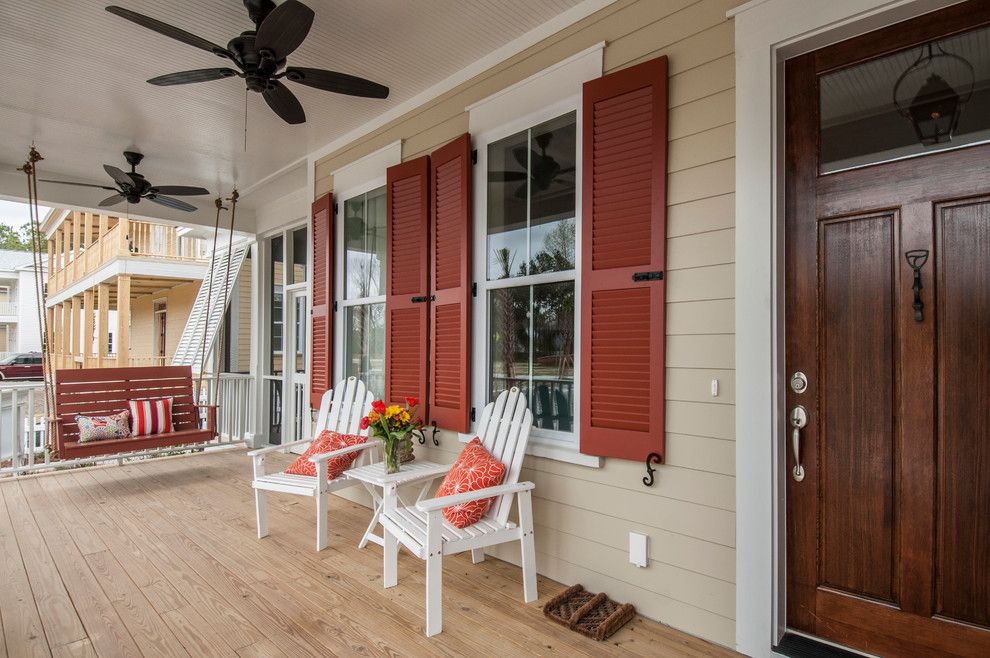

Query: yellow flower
385;405;403;419
367;410;380;424
399;410;411;424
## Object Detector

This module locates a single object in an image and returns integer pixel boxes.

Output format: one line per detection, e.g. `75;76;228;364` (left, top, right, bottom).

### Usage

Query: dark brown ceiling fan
105;0;390;125
40;151;210;212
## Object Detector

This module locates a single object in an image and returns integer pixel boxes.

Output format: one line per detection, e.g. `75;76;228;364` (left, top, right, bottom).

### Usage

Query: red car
0;352;44;380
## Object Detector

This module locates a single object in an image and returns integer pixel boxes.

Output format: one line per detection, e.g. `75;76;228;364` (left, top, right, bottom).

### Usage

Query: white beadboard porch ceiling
0;0;586;211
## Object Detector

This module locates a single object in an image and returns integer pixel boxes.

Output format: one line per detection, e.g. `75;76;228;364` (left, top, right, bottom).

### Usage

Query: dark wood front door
785;4;990;656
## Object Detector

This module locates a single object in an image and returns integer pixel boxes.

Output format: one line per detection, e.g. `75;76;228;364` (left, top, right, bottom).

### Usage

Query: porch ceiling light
893;42;975;146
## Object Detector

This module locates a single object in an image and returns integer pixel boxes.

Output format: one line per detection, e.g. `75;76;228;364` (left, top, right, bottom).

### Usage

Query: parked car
0;352;43;380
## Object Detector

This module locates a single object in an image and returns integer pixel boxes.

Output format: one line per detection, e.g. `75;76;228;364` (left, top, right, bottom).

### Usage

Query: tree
0;222;42;252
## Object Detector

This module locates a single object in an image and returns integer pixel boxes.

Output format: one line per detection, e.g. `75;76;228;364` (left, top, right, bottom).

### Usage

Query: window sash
473;103;582;446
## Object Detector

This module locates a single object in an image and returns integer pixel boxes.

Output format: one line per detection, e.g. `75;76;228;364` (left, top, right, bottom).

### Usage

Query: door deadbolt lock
790;371;808;394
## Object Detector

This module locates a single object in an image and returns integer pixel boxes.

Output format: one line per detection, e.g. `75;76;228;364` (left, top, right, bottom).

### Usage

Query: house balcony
47;213;209;298
0;301;17;318
0;446;731;657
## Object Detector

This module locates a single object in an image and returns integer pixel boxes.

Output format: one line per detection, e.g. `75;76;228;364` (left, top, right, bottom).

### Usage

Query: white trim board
732;1;964;656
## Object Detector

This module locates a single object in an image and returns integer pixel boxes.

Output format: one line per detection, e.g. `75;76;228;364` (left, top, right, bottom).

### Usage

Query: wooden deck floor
0;448;735;657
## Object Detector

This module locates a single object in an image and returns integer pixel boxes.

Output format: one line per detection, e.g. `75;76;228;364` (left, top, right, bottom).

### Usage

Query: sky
0;199;51;230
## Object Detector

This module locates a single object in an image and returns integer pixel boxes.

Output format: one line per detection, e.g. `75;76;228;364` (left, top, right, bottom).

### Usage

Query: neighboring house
42;209;211;368
0;249;47;357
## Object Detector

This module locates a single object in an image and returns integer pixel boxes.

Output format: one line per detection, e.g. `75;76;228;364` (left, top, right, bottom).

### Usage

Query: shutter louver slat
310;193;333;409
429;133;472;432
385;157;430;409
580;56;668;461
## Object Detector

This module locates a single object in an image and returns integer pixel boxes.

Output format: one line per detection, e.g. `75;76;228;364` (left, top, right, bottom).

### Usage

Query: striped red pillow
127;398;174;436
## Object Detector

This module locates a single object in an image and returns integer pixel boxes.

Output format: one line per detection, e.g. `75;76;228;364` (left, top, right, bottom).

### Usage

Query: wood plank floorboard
0;448;737;657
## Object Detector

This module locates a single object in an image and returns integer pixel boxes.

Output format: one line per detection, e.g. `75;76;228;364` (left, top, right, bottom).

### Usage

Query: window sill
457;432;602;468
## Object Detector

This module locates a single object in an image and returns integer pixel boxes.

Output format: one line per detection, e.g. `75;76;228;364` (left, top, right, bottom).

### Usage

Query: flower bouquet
361;397;423;474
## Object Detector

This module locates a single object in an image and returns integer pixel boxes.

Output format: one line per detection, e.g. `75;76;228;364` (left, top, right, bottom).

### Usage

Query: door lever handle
790;405;807;482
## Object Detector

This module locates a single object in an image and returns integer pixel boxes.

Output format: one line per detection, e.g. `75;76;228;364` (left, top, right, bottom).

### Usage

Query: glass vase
383;438;401;474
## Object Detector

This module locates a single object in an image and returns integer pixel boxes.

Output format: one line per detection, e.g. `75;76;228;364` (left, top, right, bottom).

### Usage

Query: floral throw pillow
76;410;132;443
285;430;368;479
435;437;507;528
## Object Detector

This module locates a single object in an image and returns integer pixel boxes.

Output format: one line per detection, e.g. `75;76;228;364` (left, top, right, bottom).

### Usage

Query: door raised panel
819;214;897;602
935;198;990;629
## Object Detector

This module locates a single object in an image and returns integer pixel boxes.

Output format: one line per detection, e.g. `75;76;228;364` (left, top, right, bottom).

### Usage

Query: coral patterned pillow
76;410;132;443
285;430;368;479
435;438;507;528
128;398;174;436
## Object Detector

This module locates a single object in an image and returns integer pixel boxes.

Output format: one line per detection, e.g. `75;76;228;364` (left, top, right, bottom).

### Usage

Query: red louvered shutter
580;56;668;461
310;193;333;409
385;156;430;410
429;134;472;432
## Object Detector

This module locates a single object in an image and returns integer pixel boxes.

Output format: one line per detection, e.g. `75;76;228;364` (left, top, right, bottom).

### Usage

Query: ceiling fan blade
512;146;533;169
283;67;389;99
255;0;314;61
262;81;306;124
151;185;210;196
39;178;118;191
105;6;233;59
148;68;239;86
488;171;527;183
103;165;134;189
148;195;197;212
99;194;125;207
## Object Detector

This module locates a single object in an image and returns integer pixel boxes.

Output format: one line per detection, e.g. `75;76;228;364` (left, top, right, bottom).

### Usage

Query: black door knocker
905;249;929;322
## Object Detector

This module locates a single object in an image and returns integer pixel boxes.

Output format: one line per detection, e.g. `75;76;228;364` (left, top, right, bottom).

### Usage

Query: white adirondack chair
379;387;536;636
248;377;378;551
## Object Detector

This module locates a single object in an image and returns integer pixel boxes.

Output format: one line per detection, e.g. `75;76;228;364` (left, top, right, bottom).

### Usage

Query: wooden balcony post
73;212;83;275
51;302;62;367
70;296;81;362
97;283;109;367
45;306;54;364
118;216;130;256
82;289;94;364
98;213;108;240
59;302;71;369
115;275;130;366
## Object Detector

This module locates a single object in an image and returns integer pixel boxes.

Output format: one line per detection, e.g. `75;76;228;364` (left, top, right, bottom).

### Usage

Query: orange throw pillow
285;430;367;480
435;438;507;528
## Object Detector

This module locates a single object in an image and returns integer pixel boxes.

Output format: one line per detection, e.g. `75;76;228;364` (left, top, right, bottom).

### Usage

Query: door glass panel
293;294;306;373
269;235;284;376
820;25;990;174
291;227;307;284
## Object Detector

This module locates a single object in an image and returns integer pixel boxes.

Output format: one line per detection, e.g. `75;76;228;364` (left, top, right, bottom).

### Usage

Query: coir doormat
542;584;636;641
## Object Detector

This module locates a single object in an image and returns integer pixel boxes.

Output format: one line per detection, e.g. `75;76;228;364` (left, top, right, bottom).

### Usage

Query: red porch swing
21;147;236;462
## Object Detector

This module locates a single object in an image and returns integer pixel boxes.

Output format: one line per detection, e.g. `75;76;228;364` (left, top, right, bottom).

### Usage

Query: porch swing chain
18;146;58;457
212;190;238;408
196;197;227;404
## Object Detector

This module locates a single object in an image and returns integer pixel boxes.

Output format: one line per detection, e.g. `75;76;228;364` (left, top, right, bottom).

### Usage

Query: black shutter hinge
632;271;663;282
471;149;478;165
411;295;435;303
471;282;477;297
470;407;476;422
332;301;338;312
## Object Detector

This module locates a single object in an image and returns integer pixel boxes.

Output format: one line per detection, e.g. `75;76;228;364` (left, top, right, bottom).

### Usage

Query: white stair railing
172;244;250;370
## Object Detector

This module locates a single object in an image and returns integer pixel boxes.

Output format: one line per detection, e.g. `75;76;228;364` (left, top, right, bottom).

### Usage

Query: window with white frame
339;186;386;396
480;110;578;442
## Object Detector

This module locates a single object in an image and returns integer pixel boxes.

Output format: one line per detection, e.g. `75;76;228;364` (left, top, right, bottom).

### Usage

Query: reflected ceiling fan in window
40;151;210;212
488;131;576;199
105;0;390;125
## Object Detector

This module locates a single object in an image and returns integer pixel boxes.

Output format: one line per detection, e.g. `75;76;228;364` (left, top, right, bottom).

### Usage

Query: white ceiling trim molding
308;0;619;165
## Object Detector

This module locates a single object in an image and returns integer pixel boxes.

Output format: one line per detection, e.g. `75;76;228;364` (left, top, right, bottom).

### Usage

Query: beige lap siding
316;0;741;647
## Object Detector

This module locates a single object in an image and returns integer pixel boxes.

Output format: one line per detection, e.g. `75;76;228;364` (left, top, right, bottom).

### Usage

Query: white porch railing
0;301;17;316
0;373;256;477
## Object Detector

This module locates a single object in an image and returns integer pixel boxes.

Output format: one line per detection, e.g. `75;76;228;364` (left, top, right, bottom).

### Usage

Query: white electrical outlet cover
629;532;648;568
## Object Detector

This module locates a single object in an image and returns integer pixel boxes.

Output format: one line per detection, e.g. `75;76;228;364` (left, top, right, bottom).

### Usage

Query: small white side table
345;460;451;549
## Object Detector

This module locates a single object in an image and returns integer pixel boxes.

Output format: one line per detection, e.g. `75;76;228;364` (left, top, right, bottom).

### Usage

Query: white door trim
731;0;964;655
